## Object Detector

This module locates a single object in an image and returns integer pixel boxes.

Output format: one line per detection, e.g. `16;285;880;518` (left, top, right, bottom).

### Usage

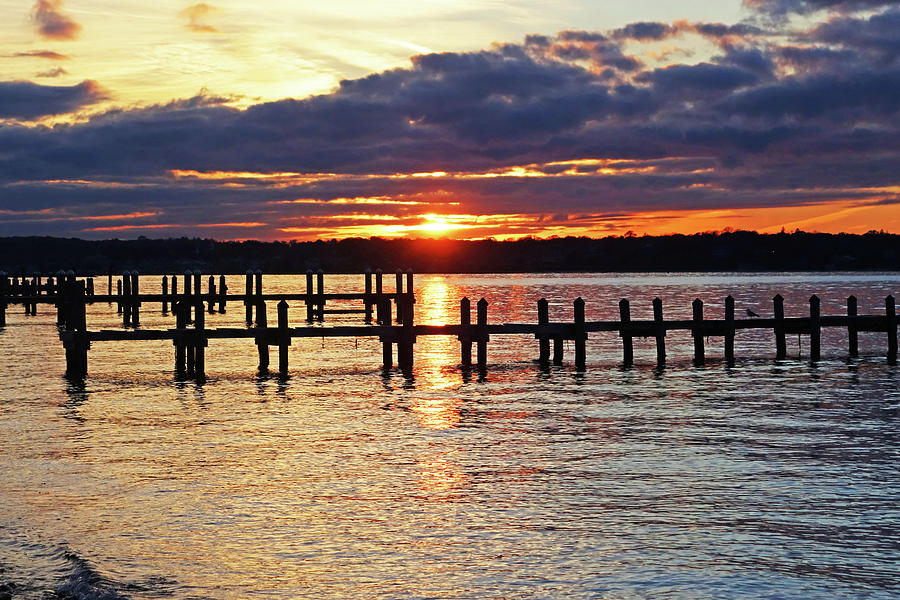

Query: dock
0;270;896;380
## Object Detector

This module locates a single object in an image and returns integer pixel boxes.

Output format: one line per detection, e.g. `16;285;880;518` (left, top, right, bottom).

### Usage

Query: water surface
1;272;898;599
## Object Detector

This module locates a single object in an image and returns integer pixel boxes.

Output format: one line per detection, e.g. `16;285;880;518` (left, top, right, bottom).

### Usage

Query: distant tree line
0;231;897;274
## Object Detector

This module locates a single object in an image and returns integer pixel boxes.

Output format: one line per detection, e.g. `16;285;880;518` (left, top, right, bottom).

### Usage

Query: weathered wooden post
277;300;290;377
107;271;113;300
809;295;821;361
86;277;94;297
394;269;403;324
162;276;169;313
398;293;415;371
574;297;586;370
218;274;227;313
256;299;269;374
185;308;195;378
476;298;488;371
773;294;786;360
184;270;193;324
115;277;122;314
0;272;7;327
122;271;132;327
193;270;202;307
406;268;414;299
131;271;140;326
724;295;735;364
692;298;704;365
245;269;254;325
847;295;858;358
653;297;666;366
377;297;392;369
194;301;206;380
174;301;187;377
170;274;178;308
304;270;314;322
254;270;264;325
207;276;216;313
315;269;324;322
375;268;383;300
537;298;550;365
364;268;373;323
459;297;472;367
55;272;67;326
886;295;897;365
618;299;633;366
63;281;89;379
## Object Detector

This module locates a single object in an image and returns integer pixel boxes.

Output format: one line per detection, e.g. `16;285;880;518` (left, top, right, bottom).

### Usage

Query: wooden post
174;301;187;377
619;298;633;366
476;298;488;371
277;300;290;377
86;277;94;297
315;269;324;322
459;297;472;367
553;336;563;366
254;270;263;325
131;271;140;326
208;276;216;313
375;268;383;298
847;295;858;358
774;294;786;360
692;298;704;365
724;295;735;364
162;276;169;313
653;297;666;366
809;295;821;361
185;308;195;378
170;274;178;308
0;272;6;327
378;298;392;369
245;269;254;325
398;294;415;371
406;268;414;299
305;270;314;322
394;269;403;324
537;298;550;365
887;295;897;365
256;300;269;374
193;270;202;308
218;274;227;313
107;271;112;300
574;297;586;370
364;268;373;323
115;276;123;315
63;281;88;378
194;301;206;380
122;271;132;327
184;271;193;324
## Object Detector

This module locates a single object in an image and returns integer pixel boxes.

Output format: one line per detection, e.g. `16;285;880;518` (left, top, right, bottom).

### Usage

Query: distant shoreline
1;232;897;274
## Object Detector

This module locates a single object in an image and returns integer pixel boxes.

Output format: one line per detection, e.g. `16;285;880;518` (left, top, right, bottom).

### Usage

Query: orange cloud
179;3;221;33
31;0;81;40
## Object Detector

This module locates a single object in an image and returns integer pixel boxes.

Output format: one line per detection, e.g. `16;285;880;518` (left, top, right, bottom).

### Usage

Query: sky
1;0;898;240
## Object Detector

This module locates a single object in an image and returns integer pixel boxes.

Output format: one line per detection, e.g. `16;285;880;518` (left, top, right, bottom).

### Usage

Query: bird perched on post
746;308;760;317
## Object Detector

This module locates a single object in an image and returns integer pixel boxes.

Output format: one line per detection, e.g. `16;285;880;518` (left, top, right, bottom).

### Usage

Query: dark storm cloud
2;9;900;238
744;0;896;16
30;0;81;40
0;80;107;120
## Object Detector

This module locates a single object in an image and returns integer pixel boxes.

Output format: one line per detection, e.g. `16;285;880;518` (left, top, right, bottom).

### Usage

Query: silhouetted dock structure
0;270;896;380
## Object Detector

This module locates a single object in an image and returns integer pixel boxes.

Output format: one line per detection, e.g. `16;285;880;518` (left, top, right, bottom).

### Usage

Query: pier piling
887;295;897;365
460;297;472;367
810;295;821;361
476;298;488;371
278;300;290;377
574;297;586;370
725;296;735;364
256;300;269;374
618;299;633;367
653;297;666;366
847;295;858;358
692;298;705;365
774;294;786;360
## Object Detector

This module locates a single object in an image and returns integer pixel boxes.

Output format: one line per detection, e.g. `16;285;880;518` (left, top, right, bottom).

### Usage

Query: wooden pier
0;270;897;380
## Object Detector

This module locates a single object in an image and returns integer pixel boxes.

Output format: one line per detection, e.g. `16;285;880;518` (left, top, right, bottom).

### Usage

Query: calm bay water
1;272;898;599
